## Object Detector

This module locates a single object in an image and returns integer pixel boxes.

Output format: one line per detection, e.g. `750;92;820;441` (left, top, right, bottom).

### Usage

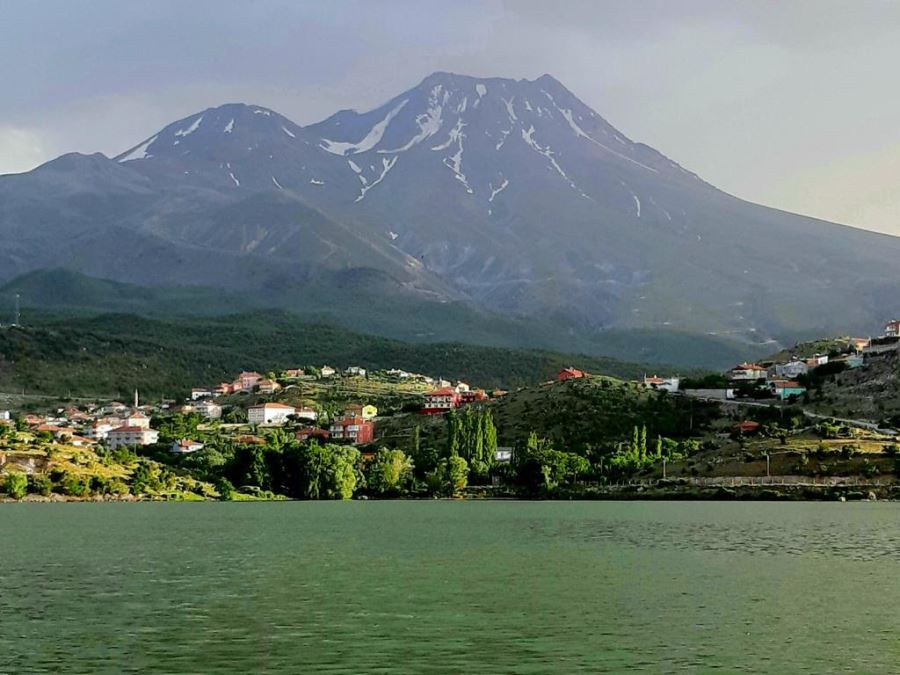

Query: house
774;360;808;378
421;387;461;414
283;368;306;379
295;407;318;422
215;382;235;396
455;381;471;393
248;402;296;425
238;371;263;391
729;363;767;381
733;420;761;435
195;400;222;420
107;426;160;449
495;447;513;463
320;365;336;378
885;320;900;337
804;354;829;369
125;411;151;430
769;380;806;401
343;403;378;420
0;410;9;421
83;421;115;440
558;367;585;382
850;337;871;352
329;416;375;444
345;366;367;377
641;375;680;393
257;379;281;395
170;439;204;454
68;435;94;447
296;427;331;443
459;389;489;405
191;388;213;401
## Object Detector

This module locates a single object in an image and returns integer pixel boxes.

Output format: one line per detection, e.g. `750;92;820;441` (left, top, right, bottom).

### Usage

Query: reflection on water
2;502;899;673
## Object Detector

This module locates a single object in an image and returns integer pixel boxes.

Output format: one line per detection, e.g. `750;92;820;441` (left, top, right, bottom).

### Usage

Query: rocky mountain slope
2;71;899;352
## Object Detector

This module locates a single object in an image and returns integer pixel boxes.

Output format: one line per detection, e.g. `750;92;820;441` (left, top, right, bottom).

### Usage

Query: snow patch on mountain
356;156;398;202
502;97;518;123
224;119;235;133
229;172;240;187
475;83;487;97
488;178;509;202
521;125;576;189
175;115;204;138
320;99;408;156
271;176;284;190
118;135;157;162
281;126;296;139
555;105;659;174
434;119;472;193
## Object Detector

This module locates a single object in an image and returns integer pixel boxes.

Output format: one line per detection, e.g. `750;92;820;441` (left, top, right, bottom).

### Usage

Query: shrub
61;475;90;498
3;472;28;500
28;474;53;497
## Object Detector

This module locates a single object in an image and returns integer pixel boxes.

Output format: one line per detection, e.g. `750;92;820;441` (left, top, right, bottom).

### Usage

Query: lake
2;501;899;673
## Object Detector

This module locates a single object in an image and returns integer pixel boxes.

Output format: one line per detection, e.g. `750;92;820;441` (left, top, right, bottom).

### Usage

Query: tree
367;448;413;495
483;409;498;468
3;472;27;499
215;477;236;500
434;455;468;496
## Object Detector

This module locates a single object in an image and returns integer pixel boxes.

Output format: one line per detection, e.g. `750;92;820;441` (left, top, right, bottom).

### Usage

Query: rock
867;491;878;501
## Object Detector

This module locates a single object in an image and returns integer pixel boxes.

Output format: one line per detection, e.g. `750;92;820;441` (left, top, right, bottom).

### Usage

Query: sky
3;0;900;234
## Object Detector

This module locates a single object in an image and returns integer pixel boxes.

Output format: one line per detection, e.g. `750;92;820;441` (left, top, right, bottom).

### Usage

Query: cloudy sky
3;0;900;234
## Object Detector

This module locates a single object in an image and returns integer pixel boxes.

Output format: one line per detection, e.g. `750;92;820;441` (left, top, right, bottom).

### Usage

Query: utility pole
13;293;20;327
766;453;770;477
662;456;667;479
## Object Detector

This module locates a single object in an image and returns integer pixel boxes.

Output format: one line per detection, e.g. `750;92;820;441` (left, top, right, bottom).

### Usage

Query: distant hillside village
3;318;900;461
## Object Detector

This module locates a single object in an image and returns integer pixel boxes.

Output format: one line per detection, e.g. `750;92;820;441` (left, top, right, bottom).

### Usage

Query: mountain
2;71;899;359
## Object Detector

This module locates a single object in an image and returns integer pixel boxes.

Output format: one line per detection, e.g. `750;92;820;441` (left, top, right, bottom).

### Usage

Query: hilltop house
320;365;336;378
850;337;871;351
248;402;295;425
422;387;461;414
295;407;318;422
345;366;367;377
885;320;900;337
804;354;829;369
107;426;160;450
729;363;767;381
641;375;680;393
296;427;330;443
329;416;375;445
170;439;204;454
0;410;9;421
191;388;213;400
558;367;585;382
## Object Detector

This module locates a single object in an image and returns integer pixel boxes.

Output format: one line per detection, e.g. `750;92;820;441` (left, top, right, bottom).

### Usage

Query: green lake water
2;501;900;673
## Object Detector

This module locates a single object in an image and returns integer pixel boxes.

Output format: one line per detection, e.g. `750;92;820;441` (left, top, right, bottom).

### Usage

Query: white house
191;388;213;401
295;407;318;422
125;411;151;430
729;363;768;381
345;366;367;377
0;410;9;421
774;360;808;378
83;421;115;440
320;365;336;378
107;426;159;449
641;375;680;393
248;402;296;425
885;320;900;337
195;400;222;420
170;439;204;454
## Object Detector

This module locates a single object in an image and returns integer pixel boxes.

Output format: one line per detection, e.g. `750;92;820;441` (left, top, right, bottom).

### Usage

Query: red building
329;416;375;445
296;427;331;444
459;389;488;405
421;387;462;414
557;367;585;382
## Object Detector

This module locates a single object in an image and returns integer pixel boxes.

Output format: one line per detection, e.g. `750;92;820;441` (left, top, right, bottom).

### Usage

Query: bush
28;474;53;496
3;472;28;499
61;475;90;498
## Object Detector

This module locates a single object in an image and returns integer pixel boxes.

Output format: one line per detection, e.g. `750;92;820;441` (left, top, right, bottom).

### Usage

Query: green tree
367;448;413;495
3;472;28;499
434;455;468;497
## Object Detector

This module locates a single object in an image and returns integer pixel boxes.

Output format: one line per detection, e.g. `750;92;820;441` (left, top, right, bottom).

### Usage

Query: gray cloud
3;0;900;233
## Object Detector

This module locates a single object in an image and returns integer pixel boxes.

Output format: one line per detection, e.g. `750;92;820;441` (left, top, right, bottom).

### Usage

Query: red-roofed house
421;387;461;414
329;416;374;445
729;363;767;381
238;371;263;391
733;420;761;435
558;367;585;382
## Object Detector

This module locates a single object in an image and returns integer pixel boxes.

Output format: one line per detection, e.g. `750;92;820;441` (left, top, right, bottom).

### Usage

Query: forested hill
0;311;678;398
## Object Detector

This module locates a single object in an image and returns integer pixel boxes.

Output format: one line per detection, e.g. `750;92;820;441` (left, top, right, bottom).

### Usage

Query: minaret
134;389;139;409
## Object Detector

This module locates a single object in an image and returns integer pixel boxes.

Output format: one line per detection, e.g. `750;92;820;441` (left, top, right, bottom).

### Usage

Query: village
4;318;900;457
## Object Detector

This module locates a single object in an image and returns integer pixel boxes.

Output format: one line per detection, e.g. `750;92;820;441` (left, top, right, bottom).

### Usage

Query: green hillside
0;269;766;369
0;311;672;398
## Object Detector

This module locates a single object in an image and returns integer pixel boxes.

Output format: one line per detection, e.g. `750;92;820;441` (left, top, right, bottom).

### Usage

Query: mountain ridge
1;71;898;359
